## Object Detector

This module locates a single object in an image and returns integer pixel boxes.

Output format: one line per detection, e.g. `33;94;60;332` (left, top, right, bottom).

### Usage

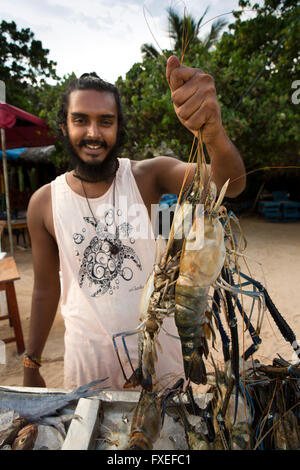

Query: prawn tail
188;349;207;385
175;298;213;385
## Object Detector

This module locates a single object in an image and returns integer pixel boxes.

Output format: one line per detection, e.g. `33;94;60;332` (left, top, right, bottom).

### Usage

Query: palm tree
141;6;227;59
167;6;210;52
140;42;160;60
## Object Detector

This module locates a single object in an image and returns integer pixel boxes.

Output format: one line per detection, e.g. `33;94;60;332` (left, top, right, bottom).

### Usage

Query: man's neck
67;170;115;198
73;172;99;183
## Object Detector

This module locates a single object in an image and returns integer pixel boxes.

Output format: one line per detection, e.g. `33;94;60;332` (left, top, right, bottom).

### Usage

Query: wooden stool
0;256;25;354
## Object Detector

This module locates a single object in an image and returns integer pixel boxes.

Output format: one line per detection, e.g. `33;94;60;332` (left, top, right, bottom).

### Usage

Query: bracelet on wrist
23;353;42;369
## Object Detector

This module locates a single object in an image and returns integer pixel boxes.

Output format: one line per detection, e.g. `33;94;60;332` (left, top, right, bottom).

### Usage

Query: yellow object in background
18;166;24;192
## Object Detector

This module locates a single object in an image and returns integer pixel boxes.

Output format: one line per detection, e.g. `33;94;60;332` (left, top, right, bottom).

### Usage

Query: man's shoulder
27;181;58;237
27;182;55;225
29;173;64;206
130;156;179;175
29;182;52;206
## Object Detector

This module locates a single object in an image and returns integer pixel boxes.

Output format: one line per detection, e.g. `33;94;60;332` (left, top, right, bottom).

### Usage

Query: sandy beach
0;215;299;389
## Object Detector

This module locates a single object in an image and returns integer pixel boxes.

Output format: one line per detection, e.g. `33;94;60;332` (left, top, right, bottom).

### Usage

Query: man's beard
63;130;120;182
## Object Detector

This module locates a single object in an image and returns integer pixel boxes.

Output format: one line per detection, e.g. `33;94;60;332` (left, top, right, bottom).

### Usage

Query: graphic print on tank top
73;206;142;297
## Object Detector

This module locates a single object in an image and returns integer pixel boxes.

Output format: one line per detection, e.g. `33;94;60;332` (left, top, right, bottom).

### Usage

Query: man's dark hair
58;72;126;147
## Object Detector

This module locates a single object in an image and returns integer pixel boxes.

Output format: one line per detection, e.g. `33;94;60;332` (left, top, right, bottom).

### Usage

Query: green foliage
116;54;193;161
0;20;58;112
121;0;300;192
210;0;300;173
35;74;77;169
0;20;72;169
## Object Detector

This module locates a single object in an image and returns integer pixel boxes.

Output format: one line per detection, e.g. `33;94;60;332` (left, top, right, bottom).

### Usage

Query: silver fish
0;378;108;422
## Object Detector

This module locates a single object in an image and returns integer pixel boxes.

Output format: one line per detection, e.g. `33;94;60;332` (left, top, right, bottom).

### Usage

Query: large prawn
174;172;227;384
113;134;229;389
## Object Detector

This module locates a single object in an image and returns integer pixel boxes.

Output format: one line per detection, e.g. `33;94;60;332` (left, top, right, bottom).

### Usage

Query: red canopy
0;101;55;149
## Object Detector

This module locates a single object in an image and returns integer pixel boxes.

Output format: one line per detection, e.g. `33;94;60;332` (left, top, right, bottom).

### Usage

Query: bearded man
23;56;246;390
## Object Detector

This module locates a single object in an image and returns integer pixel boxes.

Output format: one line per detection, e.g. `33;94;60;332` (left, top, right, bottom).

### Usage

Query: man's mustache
78;139;108;148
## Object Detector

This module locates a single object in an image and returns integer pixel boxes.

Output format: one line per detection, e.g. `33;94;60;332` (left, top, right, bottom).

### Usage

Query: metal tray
92;391;212;451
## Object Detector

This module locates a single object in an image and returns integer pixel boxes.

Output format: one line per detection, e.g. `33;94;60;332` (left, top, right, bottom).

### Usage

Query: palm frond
141;43;160;59
203;18;228;50
195;5;210;34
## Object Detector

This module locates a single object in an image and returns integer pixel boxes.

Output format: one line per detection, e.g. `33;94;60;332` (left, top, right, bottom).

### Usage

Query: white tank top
51;158;184;390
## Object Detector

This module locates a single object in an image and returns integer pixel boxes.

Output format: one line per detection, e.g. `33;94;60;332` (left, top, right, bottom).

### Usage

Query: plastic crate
272;190;290;202
259;201;282;222
282;202;300;221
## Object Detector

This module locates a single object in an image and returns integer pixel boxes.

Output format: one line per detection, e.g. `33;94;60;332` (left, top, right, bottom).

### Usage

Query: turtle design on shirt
77;217;142;297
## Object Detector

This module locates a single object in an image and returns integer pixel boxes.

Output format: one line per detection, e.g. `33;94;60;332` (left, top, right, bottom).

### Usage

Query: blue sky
2;0;253;83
